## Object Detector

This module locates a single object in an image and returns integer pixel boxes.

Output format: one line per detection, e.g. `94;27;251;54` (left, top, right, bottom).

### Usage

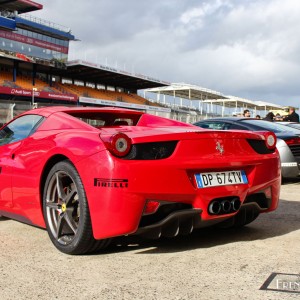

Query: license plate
195;170;248;188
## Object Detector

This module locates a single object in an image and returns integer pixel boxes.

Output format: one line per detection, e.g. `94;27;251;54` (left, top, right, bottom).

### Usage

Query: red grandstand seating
56;83;159;107
0;71;163;109
0;71;70;95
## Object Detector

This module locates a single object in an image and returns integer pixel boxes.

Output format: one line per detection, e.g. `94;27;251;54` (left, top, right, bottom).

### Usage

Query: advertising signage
0;30;69;54
0;86;78;102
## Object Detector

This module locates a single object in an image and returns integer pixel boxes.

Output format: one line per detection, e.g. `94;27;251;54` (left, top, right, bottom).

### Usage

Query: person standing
263;112;275;121
283;107;299;122
275;113;282;121
243;109;251;117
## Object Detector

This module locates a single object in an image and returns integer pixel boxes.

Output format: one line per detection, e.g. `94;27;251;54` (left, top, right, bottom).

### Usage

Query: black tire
43;160;110;255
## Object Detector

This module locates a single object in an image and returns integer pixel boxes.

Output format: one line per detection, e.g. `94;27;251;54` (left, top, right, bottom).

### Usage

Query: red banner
0;30;69;54
0;86;78;102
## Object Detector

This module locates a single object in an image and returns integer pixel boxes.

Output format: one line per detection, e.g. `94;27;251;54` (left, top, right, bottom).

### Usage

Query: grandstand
0;0;170;124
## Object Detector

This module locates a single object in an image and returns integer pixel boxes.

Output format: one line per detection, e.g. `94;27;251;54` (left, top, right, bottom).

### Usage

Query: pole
32;87;37;108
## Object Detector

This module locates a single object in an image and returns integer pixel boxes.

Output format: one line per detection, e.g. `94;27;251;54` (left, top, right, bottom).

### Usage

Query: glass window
68;112;140;127
195;121;227;130
227;123;250;130
0;115;44;146
241;120;300;134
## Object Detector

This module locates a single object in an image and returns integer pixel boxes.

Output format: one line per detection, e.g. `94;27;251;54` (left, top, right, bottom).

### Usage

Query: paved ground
0;180;299;300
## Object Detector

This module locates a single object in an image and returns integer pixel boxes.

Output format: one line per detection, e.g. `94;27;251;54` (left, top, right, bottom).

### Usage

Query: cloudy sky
33;0;300;107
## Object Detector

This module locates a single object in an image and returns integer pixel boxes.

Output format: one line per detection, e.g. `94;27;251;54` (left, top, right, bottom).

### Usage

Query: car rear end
75;127;281;240
195;118;300;179
277;134;300;178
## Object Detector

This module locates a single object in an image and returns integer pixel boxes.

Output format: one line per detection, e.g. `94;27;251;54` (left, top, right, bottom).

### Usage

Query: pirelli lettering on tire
94;178;129;188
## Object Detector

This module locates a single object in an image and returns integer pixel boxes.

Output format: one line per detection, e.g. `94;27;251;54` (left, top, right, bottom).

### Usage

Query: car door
0;114;43;208
0;141;22;208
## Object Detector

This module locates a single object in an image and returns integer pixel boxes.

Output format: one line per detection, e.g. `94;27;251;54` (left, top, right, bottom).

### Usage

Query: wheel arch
40;155;109;254
40;154;71;212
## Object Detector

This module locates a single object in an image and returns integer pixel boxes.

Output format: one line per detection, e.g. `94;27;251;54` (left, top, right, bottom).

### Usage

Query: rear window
67;112;141;128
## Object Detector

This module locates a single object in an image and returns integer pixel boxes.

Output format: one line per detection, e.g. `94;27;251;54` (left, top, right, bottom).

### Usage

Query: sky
32;0;300;108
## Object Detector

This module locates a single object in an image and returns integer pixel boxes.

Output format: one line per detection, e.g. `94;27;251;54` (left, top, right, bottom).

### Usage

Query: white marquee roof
203;96;284;111
145;83;227;100
145;83;287;113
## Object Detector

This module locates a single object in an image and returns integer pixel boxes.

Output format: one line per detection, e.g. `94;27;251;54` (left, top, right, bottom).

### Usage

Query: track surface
0;180;299;300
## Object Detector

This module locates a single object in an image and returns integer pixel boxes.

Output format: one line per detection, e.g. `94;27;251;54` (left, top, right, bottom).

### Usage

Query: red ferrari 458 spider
0;106;281;254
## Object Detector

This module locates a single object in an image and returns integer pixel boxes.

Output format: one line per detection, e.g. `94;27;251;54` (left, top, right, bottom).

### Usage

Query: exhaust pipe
208;198;241;215
231;198;241;211
221;200;231;213
208;201;221;215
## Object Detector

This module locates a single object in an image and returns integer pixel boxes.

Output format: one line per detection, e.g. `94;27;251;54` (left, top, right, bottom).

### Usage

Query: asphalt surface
0;180;299;300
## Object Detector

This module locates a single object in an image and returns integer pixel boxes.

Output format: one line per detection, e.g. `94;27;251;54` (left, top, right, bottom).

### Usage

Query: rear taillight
102;133;132;157
285;137;300;145
265;133;276;149
257;131;277;150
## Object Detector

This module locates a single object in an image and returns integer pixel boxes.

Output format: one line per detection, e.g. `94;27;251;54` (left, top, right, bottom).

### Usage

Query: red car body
0;106;281;254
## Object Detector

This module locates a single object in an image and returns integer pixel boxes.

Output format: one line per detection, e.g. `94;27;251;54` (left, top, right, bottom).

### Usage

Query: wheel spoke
56;213;65;239
64;209;78;234
46;202;60;211
55;172;65;199
65;187;77;206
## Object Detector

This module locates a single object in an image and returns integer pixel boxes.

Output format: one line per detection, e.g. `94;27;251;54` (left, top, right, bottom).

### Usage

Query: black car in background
279;122;300;131
194;118;300;178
